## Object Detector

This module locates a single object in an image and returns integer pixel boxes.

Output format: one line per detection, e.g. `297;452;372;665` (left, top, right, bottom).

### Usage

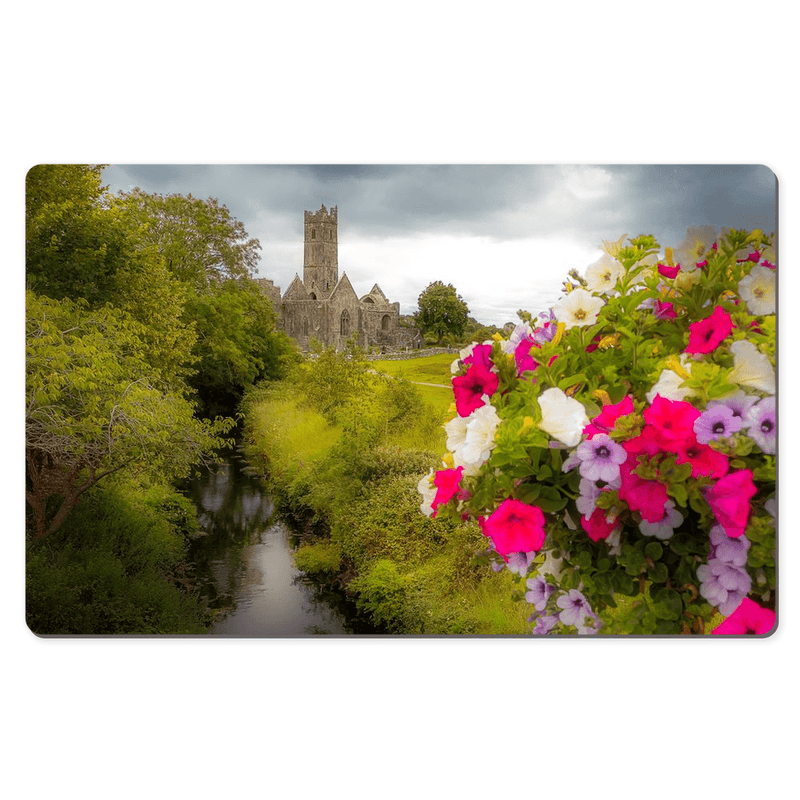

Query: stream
183;447;379;636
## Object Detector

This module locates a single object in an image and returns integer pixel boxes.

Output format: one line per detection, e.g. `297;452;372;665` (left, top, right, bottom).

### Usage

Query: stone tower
303;204;338;298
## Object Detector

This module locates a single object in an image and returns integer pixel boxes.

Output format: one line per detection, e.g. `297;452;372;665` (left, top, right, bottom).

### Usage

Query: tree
25;292;234;540
25;164;133;305
114;189;261;288
415;281;470;345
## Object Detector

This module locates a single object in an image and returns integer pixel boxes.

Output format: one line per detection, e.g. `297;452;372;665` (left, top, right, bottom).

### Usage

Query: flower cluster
418;227;776;635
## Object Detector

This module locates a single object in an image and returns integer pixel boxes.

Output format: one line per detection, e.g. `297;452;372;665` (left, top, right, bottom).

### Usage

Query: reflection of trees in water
184;449;274;613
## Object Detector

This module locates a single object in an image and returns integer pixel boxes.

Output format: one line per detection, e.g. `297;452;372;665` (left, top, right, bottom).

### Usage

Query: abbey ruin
258;205;421;352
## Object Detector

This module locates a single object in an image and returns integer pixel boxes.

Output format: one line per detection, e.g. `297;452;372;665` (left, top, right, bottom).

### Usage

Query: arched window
381;314;391;331
303;318;309;336
340;310;351;336
309;292;317;300
311;229;316;239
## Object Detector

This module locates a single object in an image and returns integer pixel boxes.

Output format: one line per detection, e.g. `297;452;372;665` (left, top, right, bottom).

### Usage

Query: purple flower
556;589;595;628
710;524;750;567
506;551;537;577
532;614;559;634
744;396;776;454
707;391;758;422
638;499;684;540
697;559;751;615
694;405;744;444
525;576;555;611
576;433;628;482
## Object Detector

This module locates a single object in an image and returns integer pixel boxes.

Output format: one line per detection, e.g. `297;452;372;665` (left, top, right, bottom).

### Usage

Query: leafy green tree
114;188;261;288
25;291;234;540
25;164;133;304
415;281;470;345
186;277;298;416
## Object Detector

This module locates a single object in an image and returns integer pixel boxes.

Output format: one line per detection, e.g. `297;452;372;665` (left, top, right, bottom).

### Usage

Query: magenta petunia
452;361;499;417
581;507;618;542
712;597;776;635
653;299;677;320
482;498;547;558
668;436;730;479
463;342;494;372
618;458;669;523
643;395;701;444
704;469;757;538
685;305;733;354
658;263;680;279
583;395;635;438
431;466;464;517
514;337;540;375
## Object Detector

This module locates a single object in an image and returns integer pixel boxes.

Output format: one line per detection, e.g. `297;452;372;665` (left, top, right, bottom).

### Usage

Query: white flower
738;265;775;316
727;340;775;395
646;368;692;404
601;233;628;259
452;403;500;475
673;225;717;269
537;548;565;581
417;470;436;517
537;387;589;447
584;253;623;295
444;413;469;452
553;288;604;329
646;355;693;403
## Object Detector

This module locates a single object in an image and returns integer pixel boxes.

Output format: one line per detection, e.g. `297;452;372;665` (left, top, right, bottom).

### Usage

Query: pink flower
704;469;757;538
669;437;729;479
653;299;677;320
431;466;464;517
463;342;494;372
482;498;547;558
581;507;618;542
452;361;499;417
583;395;634;438
658;263;680;279
712;598;776;635
643;395;701;444
685;305;733;354
618;458;669;523
514;337;539;375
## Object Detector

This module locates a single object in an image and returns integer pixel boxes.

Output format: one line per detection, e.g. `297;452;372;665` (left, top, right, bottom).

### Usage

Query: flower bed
418;227;776;635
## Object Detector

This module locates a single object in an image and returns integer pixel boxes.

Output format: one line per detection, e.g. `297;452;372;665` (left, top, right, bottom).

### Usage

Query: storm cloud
102;164;777;326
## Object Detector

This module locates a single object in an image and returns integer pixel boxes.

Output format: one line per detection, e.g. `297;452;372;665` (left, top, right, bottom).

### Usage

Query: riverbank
239;362;534;635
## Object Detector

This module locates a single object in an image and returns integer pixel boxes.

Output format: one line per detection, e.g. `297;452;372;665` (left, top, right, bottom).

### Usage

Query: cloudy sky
101;164;777;328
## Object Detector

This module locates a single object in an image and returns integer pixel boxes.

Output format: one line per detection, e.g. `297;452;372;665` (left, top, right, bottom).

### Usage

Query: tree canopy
415;281;470;345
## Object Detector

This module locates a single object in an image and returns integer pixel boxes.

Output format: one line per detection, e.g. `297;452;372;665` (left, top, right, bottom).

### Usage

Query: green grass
372;353;455;386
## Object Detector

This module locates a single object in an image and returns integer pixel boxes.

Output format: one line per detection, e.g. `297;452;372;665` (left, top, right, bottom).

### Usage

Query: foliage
293;541;342;575
114;187;261;288
25;291;234;539
26;477;208;635
25;164;133;305
187;277;298;416
415;281;470;345
422;227;777;635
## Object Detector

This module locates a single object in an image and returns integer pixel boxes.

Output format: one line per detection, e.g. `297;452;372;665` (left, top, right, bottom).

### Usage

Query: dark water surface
184;448;378;636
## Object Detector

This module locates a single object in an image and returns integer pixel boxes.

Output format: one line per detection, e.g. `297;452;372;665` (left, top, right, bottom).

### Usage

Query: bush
293;541;342;575
26;478;208;635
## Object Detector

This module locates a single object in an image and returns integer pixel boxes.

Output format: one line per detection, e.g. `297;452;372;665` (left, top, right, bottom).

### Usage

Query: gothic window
303;318;309;336
382;314;391;331
340;310;351;336
311;229;316;239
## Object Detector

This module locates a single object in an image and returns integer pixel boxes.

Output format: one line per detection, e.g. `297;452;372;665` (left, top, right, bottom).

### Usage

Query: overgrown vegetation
241;345;533;634
25;164;298;634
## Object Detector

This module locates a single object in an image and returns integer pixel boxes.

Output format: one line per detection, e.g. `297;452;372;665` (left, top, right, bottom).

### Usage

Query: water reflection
184;449;377;636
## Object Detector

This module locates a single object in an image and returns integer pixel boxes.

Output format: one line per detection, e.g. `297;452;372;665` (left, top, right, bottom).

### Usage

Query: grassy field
372;353;455;421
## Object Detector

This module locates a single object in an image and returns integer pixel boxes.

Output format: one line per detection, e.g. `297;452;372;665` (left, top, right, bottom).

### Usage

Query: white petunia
444;413;469;452
537;387;590;447
417;470;436;517
738;265;775;316
584;253;623;295
673;225;717;269
646;366;693;404
727;340;775;395
453;402;501;475
553;288;604;330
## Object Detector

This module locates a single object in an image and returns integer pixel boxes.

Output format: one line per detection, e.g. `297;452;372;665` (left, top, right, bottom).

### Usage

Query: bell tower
303;204;338;297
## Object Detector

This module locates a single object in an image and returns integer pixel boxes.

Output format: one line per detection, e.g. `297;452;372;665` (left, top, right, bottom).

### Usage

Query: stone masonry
259;205;423;352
